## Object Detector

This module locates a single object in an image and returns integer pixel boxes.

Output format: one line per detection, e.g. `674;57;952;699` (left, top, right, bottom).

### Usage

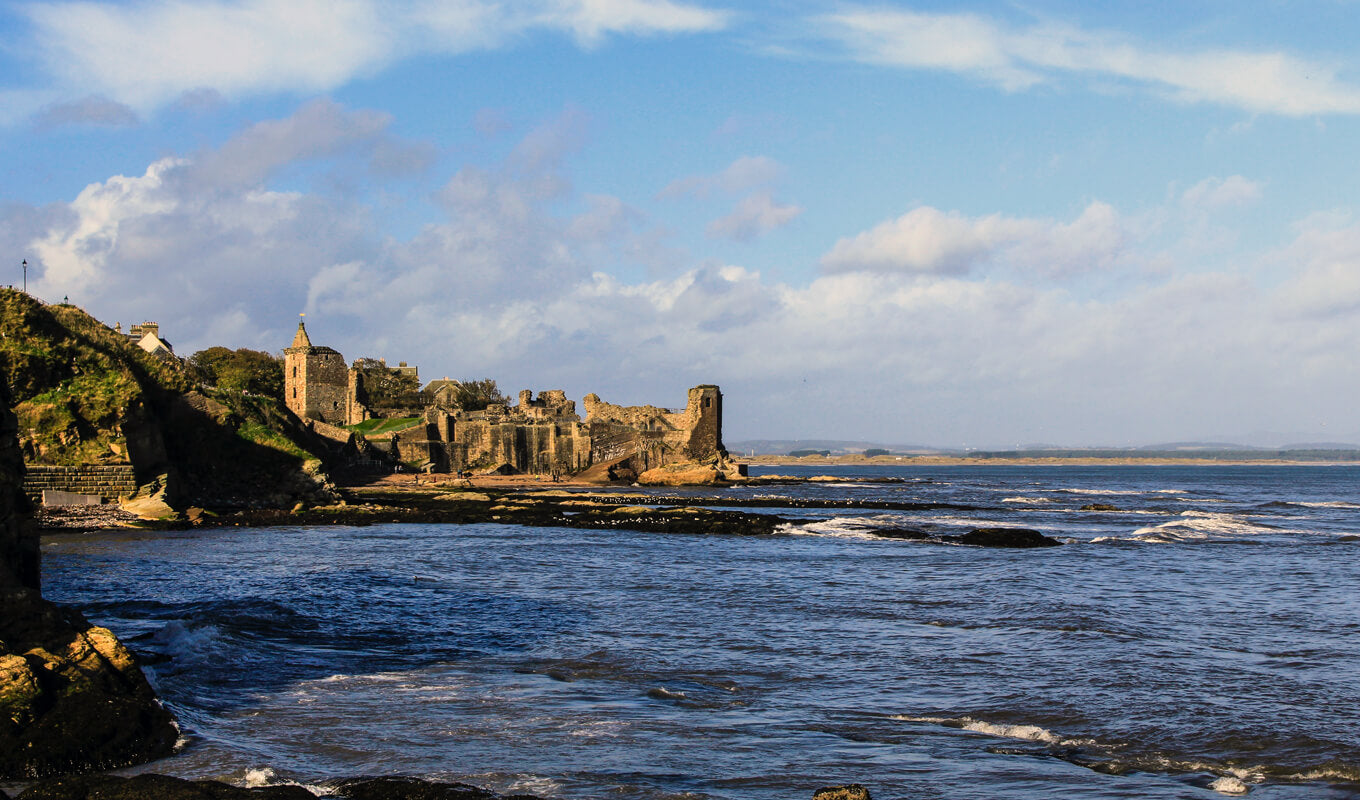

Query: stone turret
683;385;724;461
283;320;349;424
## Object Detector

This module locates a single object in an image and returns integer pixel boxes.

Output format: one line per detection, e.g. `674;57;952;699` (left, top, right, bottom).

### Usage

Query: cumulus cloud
706;192;802;241
815;7;1360;116
1181;175;1264;210
18;0;729;114
821;202;1126;277
6;99;1358;444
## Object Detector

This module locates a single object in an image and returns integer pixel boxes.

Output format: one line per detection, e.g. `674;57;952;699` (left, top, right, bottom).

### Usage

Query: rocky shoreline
4;776;873;800
38;478;1064;548
3;382;1023;799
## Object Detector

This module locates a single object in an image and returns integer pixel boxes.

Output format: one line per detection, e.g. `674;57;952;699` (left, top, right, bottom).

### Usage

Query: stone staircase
22;465;138;505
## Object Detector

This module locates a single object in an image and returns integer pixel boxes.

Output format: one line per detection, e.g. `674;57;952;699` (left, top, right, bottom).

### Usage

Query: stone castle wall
283;324;732;478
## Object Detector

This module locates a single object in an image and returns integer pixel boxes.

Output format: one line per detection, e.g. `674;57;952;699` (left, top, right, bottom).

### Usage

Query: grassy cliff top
0;290;191;465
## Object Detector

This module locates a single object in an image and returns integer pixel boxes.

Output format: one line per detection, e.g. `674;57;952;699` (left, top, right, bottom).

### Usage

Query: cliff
0;378;178;778
0;290;338;511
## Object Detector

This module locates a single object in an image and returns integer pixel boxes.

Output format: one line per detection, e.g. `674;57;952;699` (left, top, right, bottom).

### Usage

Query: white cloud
706;192;802;241
19;0;729;114
820;202;1126;277
817;7;1360;116
1273;216;1360;318
1181;175;1264;210
661;156;800;241
8;100;1360;444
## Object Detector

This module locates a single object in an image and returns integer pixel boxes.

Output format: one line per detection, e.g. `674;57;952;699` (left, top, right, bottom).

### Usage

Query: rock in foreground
0;590;179;779
12;775;548;800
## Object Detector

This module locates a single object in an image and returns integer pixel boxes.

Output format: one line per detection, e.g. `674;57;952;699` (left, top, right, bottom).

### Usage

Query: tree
446;378;507;411
864;448;890;457
352;359;426;412
189;347;284;399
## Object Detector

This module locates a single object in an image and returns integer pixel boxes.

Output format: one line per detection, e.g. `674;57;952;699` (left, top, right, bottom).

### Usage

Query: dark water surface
40;465;1360;799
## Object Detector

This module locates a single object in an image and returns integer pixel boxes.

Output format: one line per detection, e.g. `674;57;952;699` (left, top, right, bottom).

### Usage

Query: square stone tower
683;385;725;461
283;320;349;424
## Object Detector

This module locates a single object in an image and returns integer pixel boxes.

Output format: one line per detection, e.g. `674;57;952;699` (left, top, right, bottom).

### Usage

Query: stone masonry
284;323;740;478
22;465;137;505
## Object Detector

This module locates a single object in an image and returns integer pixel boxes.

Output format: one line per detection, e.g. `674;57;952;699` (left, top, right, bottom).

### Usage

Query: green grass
236;421;312;460
346;416;421;436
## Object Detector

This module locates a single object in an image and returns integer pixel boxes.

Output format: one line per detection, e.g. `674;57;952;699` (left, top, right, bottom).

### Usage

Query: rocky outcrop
0;593;179;777
11;775;864;800
637;463;723;486
956;527;1062;547
812;786;871;800
0;379;178;778
0;381;39;591
871;526;1062;547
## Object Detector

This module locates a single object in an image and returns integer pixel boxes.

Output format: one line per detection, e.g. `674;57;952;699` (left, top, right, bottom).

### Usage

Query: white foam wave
784;517;891;540
892;714;1094;747
151;620;225;664
1296;500;1360;509
1002;496;1053;505
1052;488;1184;496
242;768;276;788
237;768;325;796
1209;776;1250;795
1126;511;1292;542
1284;764;1360;782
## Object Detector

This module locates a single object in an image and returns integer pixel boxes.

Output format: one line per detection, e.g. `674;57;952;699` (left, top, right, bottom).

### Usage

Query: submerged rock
322;776;543;799
869;527;931;540
956;528;1062;548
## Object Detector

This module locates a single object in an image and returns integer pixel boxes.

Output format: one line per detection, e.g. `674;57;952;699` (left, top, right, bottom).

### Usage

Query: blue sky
3;0;1360;447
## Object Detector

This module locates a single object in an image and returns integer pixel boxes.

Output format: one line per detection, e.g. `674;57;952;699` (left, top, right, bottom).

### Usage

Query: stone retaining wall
22;465;138;505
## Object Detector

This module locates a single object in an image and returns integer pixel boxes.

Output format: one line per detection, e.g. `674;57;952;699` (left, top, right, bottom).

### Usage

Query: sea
37;464;1360;799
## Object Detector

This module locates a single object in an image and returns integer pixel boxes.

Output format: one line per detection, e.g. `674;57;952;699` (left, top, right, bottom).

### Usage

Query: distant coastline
746;454;1360;467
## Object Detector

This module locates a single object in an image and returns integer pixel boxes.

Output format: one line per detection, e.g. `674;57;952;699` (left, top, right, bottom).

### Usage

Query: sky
2;0;1360;448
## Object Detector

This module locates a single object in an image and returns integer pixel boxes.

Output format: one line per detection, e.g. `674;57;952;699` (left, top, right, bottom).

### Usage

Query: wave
780;517;886;540
896;714;1360;794
891;714;1093;747
1001;496;1054;505
1106;510;1299;543
1051;488;1187;496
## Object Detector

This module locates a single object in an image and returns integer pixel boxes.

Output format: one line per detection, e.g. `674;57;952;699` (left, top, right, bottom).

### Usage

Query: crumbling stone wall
282;324;736;478
683;385;724;461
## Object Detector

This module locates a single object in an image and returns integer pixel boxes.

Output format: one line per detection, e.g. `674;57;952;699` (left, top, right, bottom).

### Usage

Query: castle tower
683;385;725;461
283;319;349;424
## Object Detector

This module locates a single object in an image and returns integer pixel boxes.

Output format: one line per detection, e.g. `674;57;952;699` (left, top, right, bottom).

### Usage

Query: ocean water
38;465;1360;799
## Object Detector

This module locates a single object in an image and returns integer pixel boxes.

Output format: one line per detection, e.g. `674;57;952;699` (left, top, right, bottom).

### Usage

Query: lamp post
21;259;26;293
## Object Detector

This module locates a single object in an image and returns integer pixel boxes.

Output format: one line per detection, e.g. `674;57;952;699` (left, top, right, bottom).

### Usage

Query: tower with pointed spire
283;317;350;424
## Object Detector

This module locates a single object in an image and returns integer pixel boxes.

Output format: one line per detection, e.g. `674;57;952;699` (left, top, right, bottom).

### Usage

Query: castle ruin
283;320;742;480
